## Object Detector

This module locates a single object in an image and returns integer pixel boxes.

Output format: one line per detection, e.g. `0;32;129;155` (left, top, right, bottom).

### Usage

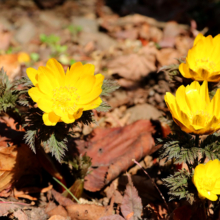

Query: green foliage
0;68;19;112
67;24;82;35
158;131;197;165
40;34;60;45
30;53;40;62
101;79;120;97
39;34;67;57
96;100;111;112
66;153;92;179
45;134;68;163
200;133;220;161
163;169;195;204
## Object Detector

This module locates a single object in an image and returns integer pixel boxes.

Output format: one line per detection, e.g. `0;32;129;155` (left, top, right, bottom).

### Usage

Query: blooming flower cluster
27;58;104;126
164;33;220;201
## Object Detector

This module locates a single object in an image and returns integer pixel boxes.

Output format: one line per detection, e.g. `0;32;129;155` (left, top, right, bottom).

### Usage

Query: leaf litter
0;0;207;219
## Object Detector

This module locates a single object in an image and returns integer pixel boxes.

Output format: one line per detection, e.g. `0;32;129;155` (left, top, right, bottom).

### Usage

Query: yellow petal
199;189;217;201
82;64;95;75
79;74;104;104
194;164;206;178
38;66;61;88
175;85;190;115
79;97;102;111
38;73;54;96
179;63;192;78
77;75;96;95
43;112;60;126
200;81;210;104
205;159;220;177
28;86;48;102
73;108;83;120
46;58;65;86
37;98;53;113
193;33;205;46
65;62;83;87
27;68;39;86
211;89;220;118
60;114;76;124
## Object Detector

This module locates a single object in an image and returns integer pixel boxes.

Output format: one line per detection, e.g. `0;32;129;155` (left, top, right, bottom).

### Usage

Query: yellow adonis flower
27;58;104;126
164;80;220;135
193;159;220;201
179;33;220;82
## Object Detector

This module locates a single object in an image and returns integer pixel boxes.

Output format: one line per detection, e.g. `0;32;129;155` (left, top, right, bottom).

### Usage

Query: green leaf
24;130;37;153
45;134;67;163
101;79;119;96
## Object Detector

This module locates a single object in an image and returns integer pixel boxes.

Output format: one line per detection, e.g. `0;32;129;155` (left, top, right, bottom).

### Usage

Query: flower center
195;58;216;72
190;110;212;126
52;86;80;114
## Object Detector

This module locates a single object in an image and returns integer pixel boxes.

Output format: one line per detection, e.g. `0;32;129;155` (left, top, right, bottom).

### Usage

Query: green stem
53;177;80;204
195;134;200;148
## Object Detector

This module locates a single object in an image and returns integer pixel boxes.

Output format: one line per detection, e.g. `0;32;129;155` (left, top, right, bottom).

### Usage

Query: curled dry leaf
107;45;157;81
75;120;162;192
121;174;142;220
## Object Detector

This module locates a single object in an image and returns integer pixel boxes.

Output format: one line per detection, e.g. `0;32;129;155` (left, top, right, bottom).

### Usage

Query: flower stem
53;177;80;204
132;159;170;214
195;134;200;148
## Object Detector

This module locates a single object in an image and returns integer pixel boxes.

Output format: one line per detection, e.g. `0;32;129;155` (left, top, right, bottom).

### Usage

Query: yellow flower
193;159;220;201
179;33;220;82
164;80;220;135
27;58;104;126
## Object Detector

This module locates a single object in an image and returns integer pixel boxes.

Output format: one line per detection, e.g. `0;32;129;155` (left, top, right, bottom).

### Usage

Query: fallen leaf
156;48;181;66
107;45;157;81
99;215;125;220
118;175;162;206
75;120;163;192
0;117;61;200
65;203;113;220
121;174;142;220
0;52;30;81
0;24;11;50
159;21;186;48
13;209;29;220
51;189;75;207
48;215;68;220
47;205;68;218
0;203;21;216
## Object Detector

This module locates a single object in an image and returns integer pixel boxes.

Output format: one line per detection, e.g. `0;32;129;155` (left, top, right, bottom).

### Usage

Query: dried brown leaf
75;120;158;191
121;174;142;220
99;215;125;220
107;45;157;81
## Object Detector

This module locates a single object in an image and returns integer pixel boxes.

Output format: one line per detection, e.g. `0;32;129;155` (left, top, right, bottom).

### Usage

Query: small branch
132;159;170;214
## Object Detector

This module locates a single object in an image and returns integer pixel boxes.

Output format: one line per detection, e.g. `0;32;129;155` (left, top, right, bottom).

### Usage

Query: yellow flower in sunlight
179;33;220;82
164;80;220;135
193;159;220;201
27;58;104;126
